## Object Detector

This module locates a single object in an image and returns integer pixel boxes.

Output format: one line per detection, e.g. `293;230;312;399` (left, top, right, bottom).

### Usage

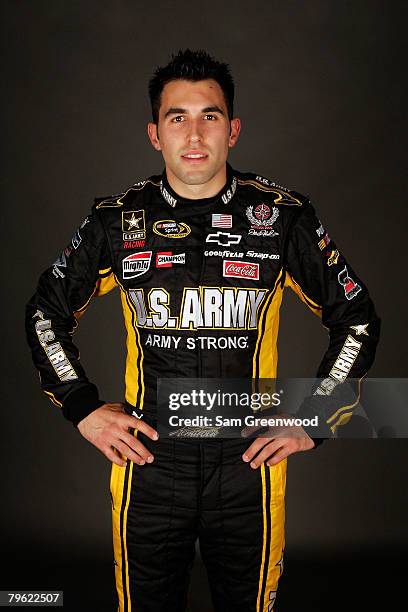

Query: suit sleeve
25;206;118;426
284;199;381;438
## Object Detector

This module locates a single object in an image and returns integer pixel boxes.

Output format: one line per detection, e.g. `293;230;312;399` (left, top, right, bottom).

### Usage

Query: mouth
181;151;209;163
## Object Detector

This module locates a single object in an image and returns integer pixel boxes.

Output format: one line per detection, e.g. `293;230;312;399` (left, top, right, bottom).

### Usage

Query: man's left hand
241;421;315;467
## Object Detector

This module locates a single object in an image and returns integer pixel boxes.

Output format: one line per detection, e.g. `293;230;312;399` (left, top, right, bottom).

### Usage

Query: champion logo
156;252;186;268
223;260;259;280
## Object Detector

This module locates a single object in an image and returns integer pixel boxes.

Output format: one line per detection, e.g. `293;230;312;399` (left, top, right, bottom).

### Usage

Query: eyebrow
164;105;225;119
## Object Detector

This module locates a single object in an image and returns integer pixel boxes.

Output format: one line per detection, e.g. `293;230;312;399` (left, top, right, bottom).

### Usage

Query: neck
165;164;227;200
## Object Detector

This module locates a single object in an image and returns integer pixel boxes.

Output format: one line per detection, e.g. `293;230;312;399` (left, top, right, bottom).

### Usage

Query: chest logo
223;260;259;280
153;220;191;239
122;210;146;241
122;251;152;279
156;252;186;268
246;204;279;237
206;232;242;247
212;213;232;228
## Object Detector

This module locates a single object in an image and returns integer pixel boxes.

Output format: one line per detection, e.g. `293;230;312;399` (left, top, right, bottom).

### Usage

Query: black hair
148;48;235;124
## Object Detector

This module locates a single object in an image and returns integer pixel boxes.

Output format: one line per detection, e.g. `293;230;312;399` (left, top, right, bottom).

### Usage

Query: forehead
160;79;227;113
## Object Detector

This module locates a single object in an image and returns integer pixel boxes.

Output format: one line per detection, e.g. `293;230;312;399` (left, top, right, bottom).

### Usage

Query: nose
187;117;202;143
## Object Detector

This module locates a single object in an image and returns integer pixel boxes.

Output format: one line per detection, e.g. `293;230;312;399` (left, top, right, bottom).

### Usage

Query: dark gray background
2;1;407;610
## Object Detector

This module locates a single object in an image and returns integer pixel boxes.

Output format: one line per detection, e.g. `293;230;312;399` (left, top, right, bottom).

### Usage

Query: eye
172;115;185;123
204;114;216;120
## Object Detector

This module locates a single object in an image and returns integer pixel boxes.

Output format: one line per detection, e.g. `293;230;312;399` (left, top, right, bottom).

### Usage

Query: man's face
147;79;240;187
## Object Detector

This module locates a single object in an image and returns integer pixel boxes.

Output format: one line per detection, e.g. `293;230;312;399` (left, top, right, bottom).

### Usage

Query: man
26;49;380;611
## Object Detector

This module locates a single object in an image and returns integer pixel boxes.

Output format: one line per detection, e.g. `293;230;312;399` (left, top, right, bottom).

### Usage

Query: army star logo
350;323;369;336
122;210;146;241
126;212;143;229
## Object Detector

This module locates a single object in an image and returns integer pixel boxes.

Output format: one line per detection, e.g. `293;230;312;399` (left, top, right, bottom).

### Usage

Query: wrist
63;384;105;427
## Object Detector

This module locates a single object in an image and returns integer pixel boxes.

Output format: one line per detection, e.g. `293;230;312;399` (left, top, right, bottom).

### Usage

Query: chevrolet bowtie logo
206;232;242;247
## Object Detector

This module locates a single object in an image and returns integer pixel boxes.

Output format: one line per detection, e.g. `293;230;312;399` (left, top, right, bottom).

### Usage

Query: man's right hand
77;403;158;467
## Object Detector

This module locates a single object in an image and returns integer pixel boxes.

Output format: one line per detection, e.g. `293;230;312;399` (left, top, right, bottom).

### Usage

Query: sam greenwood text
168;415;319;428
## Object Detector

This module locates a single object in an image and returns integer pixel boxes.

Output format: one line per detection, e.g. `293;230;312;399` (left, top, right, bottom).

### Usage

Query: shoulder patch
94;178;160;209
94;191;126;209
237;172;307;207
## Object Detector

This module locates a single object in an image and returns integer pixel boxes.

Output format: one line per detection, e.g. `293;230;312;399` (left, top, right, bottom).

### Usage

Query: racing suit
26;162;380;611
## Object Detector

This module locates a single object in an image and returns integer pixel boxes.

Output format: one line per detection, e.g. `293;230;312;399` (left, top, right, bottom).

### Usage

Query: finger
242;437;276;463
105;446;127;467
249;440;285;469
120;431;154;462
267;447;292;466
114;440;149;465
121;416;159;441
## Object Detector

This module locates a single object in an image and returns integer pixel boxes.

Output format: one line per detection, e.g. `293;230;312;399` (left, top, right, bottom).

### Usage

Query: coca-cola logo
223;260;259;280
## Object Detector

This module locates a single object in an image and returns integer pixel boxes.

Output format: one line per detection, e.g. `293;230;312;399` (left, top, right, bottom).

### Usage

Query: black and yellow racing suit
26;162;380;611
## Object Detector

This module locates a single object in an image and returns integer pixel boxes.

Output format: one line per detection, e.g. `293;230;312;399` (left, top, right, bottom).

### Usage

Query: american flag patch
212;214;232;228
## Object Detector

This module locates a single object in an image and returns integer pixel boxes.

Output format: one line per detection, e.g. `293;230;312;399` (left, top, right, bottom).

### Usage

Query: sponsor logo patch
318;233;330;250
156;252;186;268
223;260;259;280
206;232;242;247
123;240;146;249
316;223;325;237
122;210;146;241
212;213;232;228
52;217;91;278
326;249;340;266
338;266;362;300
204;249;243;258
122;251;152;279
246;204;279;237
246;250;280;260
52;248;71;278
153;220;191;239
71;216;90;249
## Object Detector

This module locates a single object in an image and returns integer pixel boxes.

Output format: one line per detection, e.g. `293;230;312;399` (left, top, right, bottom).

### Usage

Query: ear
147;122;162;151
228;118;241;148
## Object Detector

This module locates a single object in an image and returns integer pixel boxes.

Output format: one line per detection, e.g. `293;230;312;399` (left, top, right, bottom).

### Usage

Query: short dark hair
148;48;235;124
